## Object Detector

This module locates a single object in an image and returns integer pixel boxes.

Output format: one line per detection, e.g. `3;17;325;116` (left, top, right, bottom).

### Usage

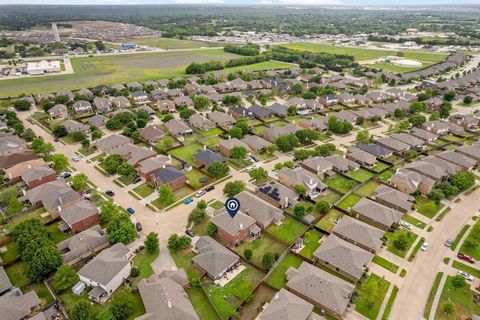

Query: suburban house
0;151;38;172
278;167;327;199
352;198;404;230
258;288;317;320
346;148;377;169
78;243;132;303
218;138;251;157
0;266;11;295
228;106;253;120
152;166;186;190
256;181;298;209
94;97;112;114
62;120;90;134
0;290;41;319
57;89;74;100
242;135;272;152
189;114;216;131
269;103;288;118
48;104;69;119
376;137;411;155
300;156;334;176
450;114;479;130
235;191;284;229
110;144;157;167
192;236;240;279
249;105;273;120
338;92;356;105
72;100;93;114
58;200;100;234
390;169;435;195
20;166;56;189
174;96;193;108
355;143;393;159
96;135;130;154
4;158;46;182
88;114;108;128
262;124;301;143
313;234;374;282
207;111;236;129
131;91;149;105
192;148;226;168
319;94;338;105
335;111;357;124
286;261;355;318
324;155;360;174
0;134;28;156
390;133;425;149
139;125;164;144
332;216;384;253
456;145;480;162
155;100;176;113
165;119;194;140
410;127;438;142
373;185;415;214
211;209;260;246
403;160;449;182
437;151;477;171
425;97;444;111
111;96;131;109
136;156;173;181
421;121;451;135
56;225;109;265
298;117;328;132
137;272;199;320
422;156;461;175
127;82;142;91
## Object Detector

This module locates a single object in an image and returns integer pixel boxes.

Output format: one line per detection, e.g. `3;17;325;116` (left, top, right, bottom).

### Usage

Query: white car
194;190;205;198
245;166;256;173
458;270;474;281
401;222;413;230
421;242;429;251
72;156;80;162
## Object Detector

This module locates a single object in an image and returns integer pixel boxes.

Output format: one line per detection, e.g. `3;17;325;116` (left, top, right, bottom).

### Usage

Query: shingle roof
0;266;12;294
332;216;383;252
374;185;414;212
211;210;256;237
0;290;40;320
353;198;403;228
193;149;225;166
192;236;239;278
22;179;81;211
260;288;315;320
59;200;98;227
96;135;130;153
0;151;38;170
56;225;108;264
153;167;184;184
235;191;283;227
20;166;55;183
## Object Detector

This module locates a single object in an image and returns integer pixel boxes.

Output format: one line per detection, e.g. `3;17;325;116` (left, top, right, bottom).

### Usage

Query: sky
1;0;479;5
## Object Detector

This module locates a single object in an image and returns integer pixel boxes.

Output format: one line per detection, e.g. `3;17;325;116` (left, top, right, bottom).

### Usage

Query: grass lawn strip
459;221;480;259
452;260;480;279
402;214;427;230
131;249;159;288
337;193;362;211
408;237;425;262
423;272;444;319
452;224;470;251
382;285;398;320
354;274;390;320
345;168;375;183
266;254;302;289
357;180;380;197
372;256;399;274
187;287;221;320
133;183;155;198
232;236;287;271
323;174;359;194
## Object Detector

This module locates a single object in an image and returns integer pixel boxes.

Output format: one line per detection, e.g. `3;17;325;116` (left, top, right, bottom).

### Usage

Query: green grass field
266;254;303;289
385;229;418;258
123;37;222;49
265;216;307;244
355;274;390;320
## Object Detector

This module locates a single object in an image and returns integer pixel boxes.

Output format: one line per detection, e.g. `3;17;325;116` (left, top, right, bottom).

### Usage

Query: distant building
27;60;61;75
121;43;136;49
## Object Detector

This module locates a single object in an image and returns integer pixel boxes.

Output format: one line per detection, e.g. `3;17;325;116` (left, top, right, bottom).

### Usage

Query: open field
122;37;222;49
0;50;292;98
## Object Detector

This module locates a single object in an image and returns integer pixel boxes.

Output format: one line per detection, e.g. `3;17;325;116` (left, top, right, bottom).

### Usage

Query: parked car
72;156;80;162
184;198;193;205
205;185;215;192
458;253;476;264
421;242;429;251
245;166;256;173
132;176;142;184
195;190;205;198
127;207;135;215
185;229;196;237
458;270;473;281
136;223;143;232
59;172;71;178
444;239;453;247
401;222;413;230
106;190;115;197
85;189;92;194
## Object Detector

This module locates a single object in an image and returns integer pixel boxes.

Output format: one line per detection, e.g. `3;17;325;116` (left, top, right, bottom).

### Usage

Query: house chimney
203;145;207;150
285;197;289;206
309;178;313;185
239;223;243;229
58;196;63;205
274;293;279;301
316;165;321;173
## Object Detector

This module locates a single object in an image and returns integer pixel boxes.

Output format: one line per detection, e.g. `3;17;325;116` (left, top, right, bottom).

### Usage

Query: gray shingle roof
235;191;283;228
0;291;40;320
59;200;98;227
192;236;239;278
56;225;108;264
0;266;12;294
352;198;403;228
260;288;315;320
332;216;383;252
193;149;225;166
211;210;256;237
153;167;184;184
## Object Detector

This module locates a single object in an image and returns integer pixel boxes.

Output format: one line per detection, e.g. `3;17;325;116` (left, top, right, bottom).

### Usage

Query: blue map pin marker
225;197;240;218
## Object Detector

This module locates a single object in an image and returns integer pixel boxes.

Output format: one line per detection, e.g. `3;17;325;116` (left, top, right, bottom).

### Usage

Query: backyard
133;183;155;198
357;180;380;197
323;174;359;194
337;193;362;211
345;168;376;183
265;216;307;244
315;209;343;232
168;143;203;165
315;189;342;204
232;235;288;271
298;229;323;261
266;254;303;289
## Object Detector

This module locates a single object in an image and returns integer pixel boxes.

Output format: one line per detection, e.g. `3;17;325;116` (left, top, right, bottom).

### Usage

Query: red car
458;253;476;264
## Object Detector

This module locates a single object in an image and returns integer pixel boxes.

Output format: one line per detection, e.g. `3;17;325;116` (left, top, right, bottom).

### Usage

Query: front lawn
232;235;288;271
424;272;443;319
459;221;480;259
205;266;264;320
131;249;159;288
435;276;480;320
170;247;202;280
452;224;470;251
323;174;359;194
402;215;427;230
355;274;390;320
209;200;224;210
346;168;375;183
151;185;194;209
133;183;155;198
315;209;343;232
415;195;444;218
372;256;399;274
266;254;303;289
384;229;418;258
168;143;203;165
357;180;380;197
299;230;323;261
337;193;362;211
452;260;480;279
265;216;307;244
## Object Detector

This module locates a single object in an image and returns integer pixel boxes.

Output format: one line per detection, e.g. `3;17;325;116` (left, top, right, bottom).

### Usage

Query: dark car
127;207;135;214
136;223;142;232
85;189;92;194
106;190;115;197
185;229;196;237
205;185;215;192
132;176;142;184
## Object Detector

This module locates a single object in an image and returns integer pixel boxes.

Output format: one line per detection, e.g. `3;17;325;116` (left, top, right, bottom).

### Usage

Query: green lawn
371;162;391;173
402;215;427;230
357;180;380;197
355;274;390;320
151;185;194;209
169;143;203;164
133;183;155;198
435;276;480;320
265;216;307;244
424;272;444;319
5;261;29;287
170;247;202;280
407;237;424;262
46;221;73;243
415;195;444;218
452;225;470;251
346;168;376;183
200;127;224;137
384;229;418;258
382;285;398;320
459;222;480;259
372;256;399;274
232;236;287;271
266;254;303;289
299;230;323;261
0;241;18;264
124;37;222;49
253;125;268;135
337;193;362;211
223;60;293;73
10;207;50;226
205;266;264;320
378;169;395;182
315;189;342;204
187;287;221;320
364;62;423;74
24;282;55;306
452;260;480;279
131;249;159;288
209;200;224;210
186;169;210;189
323;174;359;194
202;136;225;150
315;209;343;232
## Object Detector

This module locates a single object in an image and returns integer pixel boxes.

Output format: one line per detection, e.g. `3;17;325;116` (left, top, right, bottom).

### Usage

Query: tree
207;223;218;236
0;186;19;207
110;287;136;320
188;207;206;225
167;234;191;252
275;134;300;152
464;95;473;105
193;96;211;110
106;212;137;244
91;129;103;140
7;196;22;216
409;102;427;114
444;91;455;102
327;116;353;134
451;275;467;289
117;163;135;176
392;234;408;251
266;144;278;154
31;138;54;157
441;302;454;316
52;265;79;292
293;203;309;218
99;200;119;225
207;161;230;177
296;129;320;145
144;232;159;254
450;172;475;192
293;149;312;161
21;128;36;141
231;146;247;160
26;245;62;282
294;184;307;195
49;154;68;172
244;249;253;261
229;127;244;139
223;180;245;197
408;115;426;128
394;108;407;119
287;106;297;116
315;201;331;214
158;185;175;207
71;300;95;320
262;252;276;270
439;106;450;119
71;131;86;142
356;130;372;144
103;154;124;175
249;168;268;184
71;173;88;191
13;99;31;111
427;189;444;204
429;111;440;121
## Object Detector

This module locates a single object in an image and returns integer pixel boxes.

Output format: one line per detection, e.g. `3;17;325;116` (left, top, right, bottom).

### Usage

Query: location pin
225;197;240;218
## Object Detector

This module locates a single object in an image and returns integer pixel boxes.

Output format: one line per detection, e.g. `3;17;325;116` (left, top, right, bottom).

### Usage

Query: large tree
110;287;136;320
50;154;68;171
106;212;137;244
52;265;79;292
207;162;230;177
223;180;245;197
158;185;174;207
71;300;95;320
144;232;159;254
71;173;89;191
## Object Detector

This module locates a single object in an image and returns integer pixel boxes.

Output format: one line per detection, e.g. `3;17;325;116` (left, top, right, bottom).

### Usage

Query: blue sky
1;0;479;5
